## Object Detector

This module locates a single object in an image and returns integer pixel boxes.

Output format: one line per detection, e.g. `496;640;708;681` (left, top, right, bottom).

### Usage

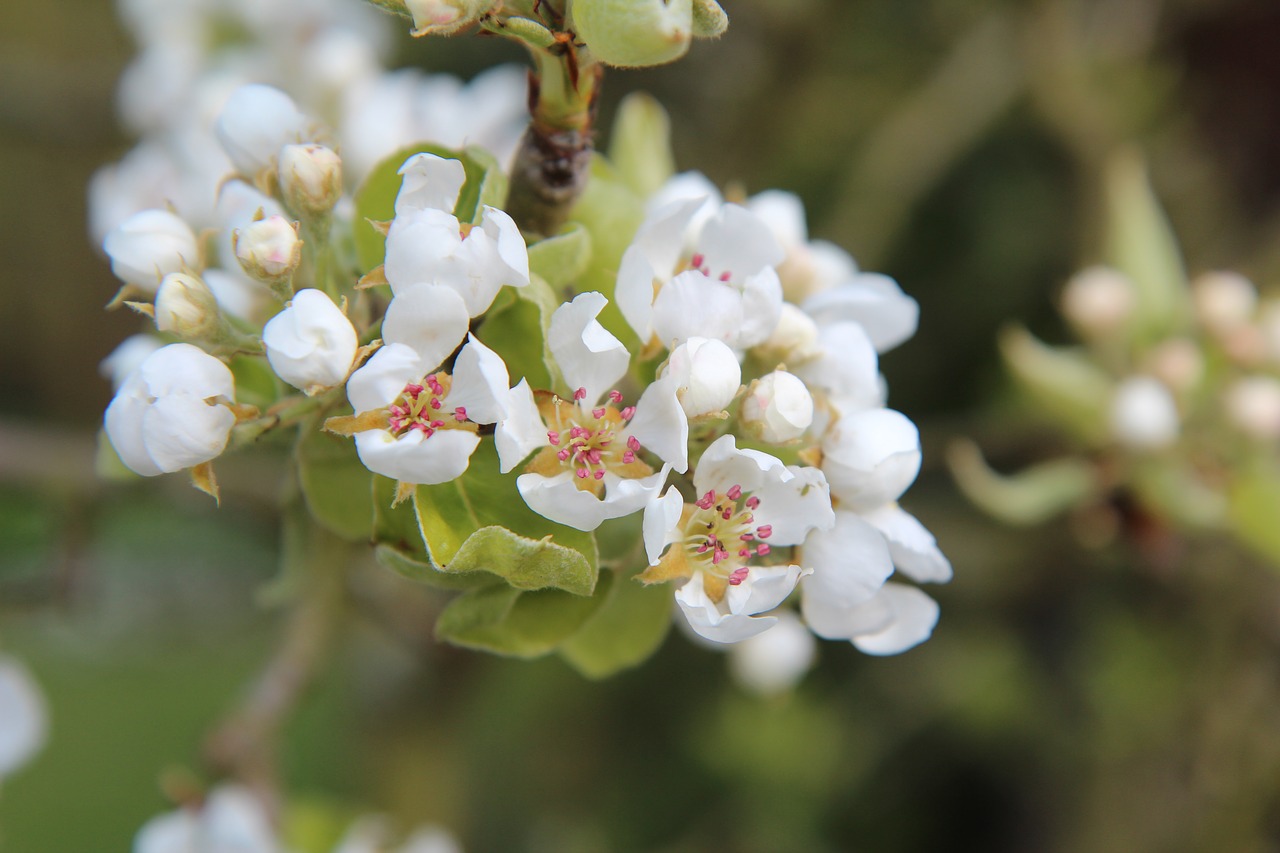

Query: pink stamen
728;567;750;585
557;449;570;461
404;383;424;397
586;449;602;464
576;468;588;479
573;387;587;401
696;490;716;510
722;507;733;520
621;406;636;420
430;398;442;410
547;430;560;445
592;407;606;419
726;484;742;500
593;470;605;480
697;543;709;553
431;420;446;429
757;525;772;539
737;549;749;558
755;544;771;557
627;435;642;452
690;253;705;270
740;533;754;541
454;406;467;422
711;549;726;565
746;496;760;510
718;271;732;282
622;450;635;464
609;390;624;403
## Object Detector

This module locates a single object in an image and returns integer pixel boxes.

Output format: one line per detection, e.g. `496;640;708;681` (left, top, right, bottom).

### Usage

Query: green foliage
567;155;646;344
999;325;1114;444
352;143;509;273
435;572;612;657
608;93;676;198
474;274;561;391
527;224;593;290
948;438;1098;526
228;354;279;410
295;425;374;542
1228;462;1280;567
411;442;599;596
558;568;673;678
375;544;497;591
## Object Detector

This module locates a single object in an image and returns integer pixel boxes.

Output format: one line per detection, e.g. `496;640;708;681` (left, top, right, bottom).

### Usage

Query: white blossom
133;786;280;853
104;209;200;292
233;214;301;283
263;289;359;392
741;370;813;443
214;83;314;178
105;344;237;476
0;656;47;779
1060;266;1135;336
820;408;921;512
728;609;817;695
154;272;220;339
661;336;741;418
1110;376;1179;450
799;510;895;640
802;272;919;354
278;143;343;216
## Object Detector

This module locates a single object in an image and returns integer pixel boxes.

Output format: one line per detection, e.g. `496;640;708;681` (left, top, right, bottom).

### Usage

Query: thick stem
506;51;603;238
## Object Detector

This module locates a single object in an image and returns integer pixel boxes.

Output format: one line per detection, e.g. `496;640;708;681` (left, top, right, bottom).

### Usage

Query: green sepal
352;142;510;273
559;567;672;678
411;441;599;596
948;439;1098;526
999;325;1114;445
527;224;593;290
295;425;375;542
608;92;676;198
435;572;612;658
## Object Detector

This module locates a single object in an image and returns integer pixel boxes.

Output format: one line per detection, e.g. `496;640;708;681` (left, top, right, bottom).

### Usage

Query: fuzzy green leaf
559;568;672;678
352;142;509;273
567;155;646;344
435;572;612;658
375;544;499;591
412;441;599;595
475;273;561;391
296;426;374;541
527;224;593;290
608;92;675;198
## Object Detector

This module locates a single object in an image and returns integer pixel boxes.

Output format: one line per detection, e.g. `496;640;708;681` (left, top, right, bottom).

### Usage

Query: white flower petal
736;267;785;348
548;292;629;406
141;394;236;473
794;321;882;412
214;84;311;177
650;271;744;350
0;657;47;778
803;272;920;353
663;336;741;418
139;343;235;401
105;378;163;477
697;203;785;281
478;205;530;288
861;504;952;583
263;289;358;391
626;376;689;472
347;343;424;414
103;209;199;291
495;380;546;473
725;564;808;617
675;572;777;644
821;408;921;511
850;583;940;656
752;464;835;546
395;152;466;216
729;609;817;696
355;428;481;485
643;485;685;565
802;581;896;641
383;208;463;295
799;511;895;640
449;334;511;425
382;284;470;369
517;466;668;531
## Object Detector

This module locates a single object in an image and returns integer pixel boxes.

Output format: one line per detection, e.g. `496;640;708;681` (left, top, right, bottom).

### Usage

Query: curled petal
141;394;235;473
861;504;953;583
643;486;685;565
626;376;689;473
347;343;423;414
495;380;546;473
548;292;629;406
850;584;940;656
382;284;470;370
517;466;668;532
395;152;466;217
449;334;511;425
799;511;894;639
803;272;920;354
354;428;481;485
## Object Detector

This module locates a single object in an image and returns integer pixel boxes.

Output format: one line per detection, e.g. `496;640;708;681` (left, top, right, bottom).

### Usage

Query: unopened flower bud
404;0;495;35
278;143;343;218
1060;266;1134;336
663;337;740;417
215;84;311;179
742;371;814;443
1146;338;1204;393
103;209;199;292
728;610;815;696
821;408;921;511
757;303;820;364
572;0;693;67
1224;376;1280;440
1110;376;1178;450
263;289;359;393
1193;270;1257;334
234;215;301;286
155;272;221;341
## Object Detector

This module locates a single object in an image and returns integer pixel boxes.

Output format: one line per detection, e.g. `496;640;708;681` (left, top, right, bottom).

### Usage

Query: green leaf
351;142;509;274
295;425;374;542
474;273;561;391
228;355;279;411
412;441;599;595
559;568;672;678
608;92;675;198
435;572;612;658
567;154;646;344
1132;460;1226;530
1228;463;1280;567
527;224;593;290
947;439;1097;526
999;325;1114;444
375;544;499;591
372;474;423;554
1103;149;1191;344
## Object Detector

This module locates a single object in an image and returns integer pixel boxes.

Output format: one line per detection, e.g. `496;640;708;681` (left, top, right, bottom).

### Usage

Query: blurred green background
6;0;1280;850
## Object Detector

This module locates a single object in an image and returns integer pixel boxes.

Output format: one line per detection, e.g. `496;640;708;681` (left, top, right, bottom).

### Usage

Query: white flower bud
1224;376;1280;440
1060;266;1134;335
757;303;820;364
1146;338;1204;393
821;408;921;511
404;0;496;35
1193;270;1257;334
263;290;359;392
663;336;741;417
1110;376;1179;450
100;335;163;391
103;209;199;292
214;84;311;178
572;0;693;67
742;371;814;443
728;610;816;696
105;344;237;477
233;215;301;284
154;272;220;340
278;143;343;218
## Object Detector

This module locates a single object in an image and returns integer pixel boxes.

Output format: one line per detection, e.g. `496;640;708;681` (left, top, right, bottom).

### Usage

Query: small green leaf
474;273;561;391
559;568;672;678
567;155;646;344
228;354;279;410
527;224;593;290
1103;149;1191;344
999;325;1114;444
412;441;599;595
352;143;509;273
1132;460;1226;530
608;92;676;198
296;425;374;541
375;544;499;591
435;572;612;658
947;439;1098;526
